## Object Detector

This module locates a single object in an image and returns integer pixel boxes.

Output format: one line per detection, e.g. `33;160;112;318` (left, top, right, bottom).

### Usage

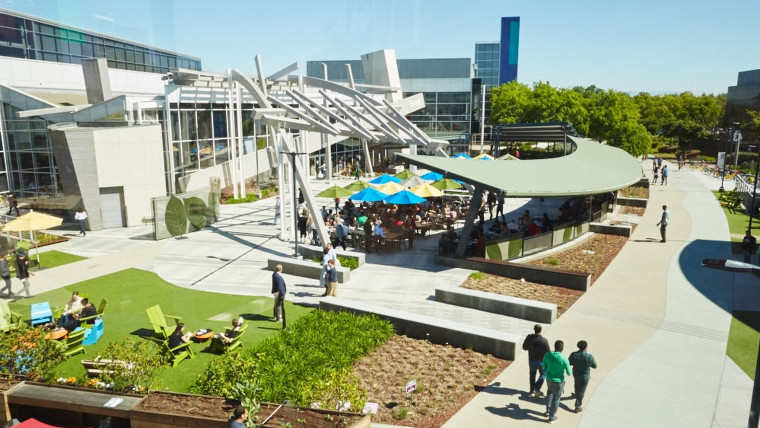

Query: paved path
1;164;753;428
443;162;754;428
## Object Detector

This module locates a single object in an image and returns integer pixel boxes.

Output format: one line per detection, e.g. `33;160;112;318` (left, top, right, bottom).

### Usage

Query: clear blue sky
4;0;759;95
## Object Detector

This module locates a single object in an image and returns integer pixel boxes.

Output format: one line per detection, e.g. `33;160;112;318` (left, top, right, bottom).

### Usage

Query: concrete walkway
1;164;753;427
443;162;754;428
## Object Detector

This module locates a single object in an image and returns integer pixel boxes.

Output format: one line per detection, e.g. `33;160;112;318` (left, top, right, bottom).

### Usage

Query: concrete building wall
92;125;166;226
0;57;164;96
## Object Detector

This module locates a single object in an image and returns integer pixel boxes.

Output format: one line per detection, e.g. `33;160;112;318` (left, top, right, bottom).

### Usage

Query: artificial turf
727;311;760;379
7;268;314;392
30;250;87;269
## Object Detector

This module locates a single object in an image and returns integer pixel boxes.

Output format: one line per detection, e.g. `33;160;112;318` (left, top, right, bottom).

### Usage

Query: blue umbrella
350;187;389;202
369;174;402;184
384;189;426;205
453;153;472;159
420;171;443;181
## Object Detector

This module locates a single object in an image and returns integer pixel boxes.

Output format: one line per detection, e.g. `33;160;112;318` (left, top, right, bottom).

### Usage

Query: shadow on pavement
678;238;735;313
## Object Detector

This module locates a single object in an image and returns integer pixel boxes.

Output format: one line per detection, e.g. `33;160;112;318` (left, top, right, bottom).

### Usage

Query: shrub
193;310;394;409
468;271;485;280
549;258;559;266
0;325;65;381
337;256;358;271
92;338;168;393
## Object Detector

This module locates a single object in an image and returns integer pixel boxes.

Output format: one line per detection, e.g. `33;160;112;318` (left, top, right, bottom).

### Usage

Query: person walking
742;230;757;263
326;258;339;297
522;324;551;398
14;248;33;298
661;164;668;185
6;196;18;216
543;340;571;423
652;165;659;185
496;191;505;222
568;340;597;413
271;264;286;325
0;253;13;298
273;196;280;225
354;158;361;180
74;208;88;237
656;205;669;243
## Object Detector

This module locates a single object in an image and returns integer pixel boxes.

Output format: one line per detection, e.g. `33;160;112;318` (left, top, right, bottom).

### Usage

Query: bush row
191;310;394;410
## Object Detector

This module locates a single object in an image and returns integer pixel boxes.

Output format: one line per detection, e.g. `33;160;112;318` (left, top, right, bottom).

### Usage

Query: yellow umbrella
376;182;404;194
410;183;444;198
3;210;63;266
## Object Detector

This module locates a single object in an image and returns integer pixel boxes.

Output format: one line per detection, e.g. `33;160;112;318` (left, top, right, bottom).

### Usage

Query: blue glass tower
498;17;520;85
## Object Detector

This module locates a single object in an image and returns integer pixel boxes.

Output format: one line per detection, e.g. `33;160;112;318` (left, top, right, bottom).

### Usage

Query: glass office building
0;8;200;73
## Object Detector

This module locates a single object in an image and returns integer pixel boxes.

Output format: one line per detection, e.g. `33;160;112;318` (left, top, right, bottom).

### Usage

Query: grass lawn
712;191;760;252
30;250;87;269
7;268;313;392
727;311;760;379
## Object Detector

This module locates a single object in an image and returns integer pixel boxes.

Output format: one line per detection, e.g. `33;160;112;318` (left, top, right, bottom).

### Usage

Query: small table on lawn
194;329;213;342
45;329;68;340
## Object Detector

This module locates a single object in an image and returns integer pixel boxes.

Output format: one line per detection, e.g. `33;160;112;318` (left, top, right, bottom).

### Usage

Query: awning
395;136;643;197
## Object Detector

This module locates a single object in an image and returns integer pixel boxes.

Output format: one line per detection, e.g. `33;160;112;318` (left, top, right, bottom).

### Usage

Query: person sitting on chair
217;317;244;344
168;323;192;353
56;291;83;329
77;298;97;325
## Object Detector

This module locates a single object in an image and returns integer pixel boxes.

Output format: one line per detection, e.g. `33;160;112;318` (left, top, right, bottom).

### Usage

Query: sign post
718;152;726;192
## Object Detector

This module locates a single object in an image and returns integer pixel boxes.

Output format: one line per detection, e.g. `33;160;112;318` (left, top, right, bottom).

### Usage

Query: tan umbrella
410;183;444;198
376;182;404;194
2;210;63;266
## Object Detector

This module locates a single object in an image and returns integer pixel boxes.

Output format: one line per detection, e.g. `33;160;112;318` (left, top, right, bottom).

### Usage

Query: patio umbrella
349;187;389;202
2;210;63;266
343;180;374;192
317;185;354;199
473;153;494;160
420;171;443;181
432;178;463;190
394;169;416;180
410;183;444;198
376;181;404;194
384;190;426;205
453;153;472;159
402;175;426;188
369;174;402;185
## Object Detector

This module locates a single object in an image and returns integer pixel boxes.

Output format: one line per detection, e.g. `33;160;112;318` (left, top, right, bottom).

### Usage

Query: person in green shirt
568;340;597;413
542;340;571;424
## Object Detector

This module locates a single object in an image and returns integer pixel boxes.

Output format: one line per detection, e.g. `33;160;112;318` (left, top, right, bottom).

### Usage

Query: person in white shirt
373;220;386;238
74;208;88;237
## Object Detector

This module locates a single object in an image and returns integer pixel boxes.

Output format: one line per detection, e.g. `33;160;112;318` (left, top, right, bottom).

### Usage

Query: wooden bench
82;359;134;377
267;255;351;283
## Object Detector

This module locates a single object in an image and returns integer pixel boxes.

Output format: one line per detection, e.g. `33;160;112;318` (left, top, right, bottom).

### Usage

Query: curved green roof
395;136;643;197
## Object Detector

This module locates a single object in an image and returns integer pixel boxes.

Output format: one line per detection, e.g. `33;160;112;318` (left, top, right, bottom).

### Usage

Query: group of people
652;157;668;185
522;324;597;423
0;248;34;299
47;291;97;334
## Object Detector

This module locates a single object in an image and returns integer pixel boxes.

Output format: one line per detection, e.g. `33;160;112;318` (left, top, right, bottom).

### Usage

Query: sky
3;0;759;95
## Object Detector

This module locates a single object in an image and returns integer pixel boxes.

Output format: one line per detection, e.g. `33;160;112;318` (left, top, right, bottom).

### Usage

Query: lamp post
701;259;760;427
280;151;306;256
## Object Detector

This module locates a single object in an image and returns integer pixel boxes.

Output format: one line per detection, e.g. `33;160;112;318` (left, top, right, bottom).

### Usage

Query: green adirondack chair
145;305;182;339
0;301;23;332
209;324;247;354
62;328;86;358
156;338;195;367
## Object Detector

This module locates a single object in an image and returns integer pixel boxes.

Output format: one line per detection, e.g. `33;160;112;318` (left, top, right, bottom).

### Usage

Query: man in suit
271;264;286;325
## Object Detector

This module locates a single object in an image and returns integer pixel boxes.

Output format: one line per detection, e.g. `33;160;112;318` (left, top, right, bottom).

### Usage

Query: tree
489;81;531;124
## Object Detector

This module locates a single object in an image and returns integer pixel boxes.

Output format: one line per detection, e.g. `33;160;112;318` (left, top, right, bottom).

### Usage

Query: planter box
0;378;23;425
132;391;371;428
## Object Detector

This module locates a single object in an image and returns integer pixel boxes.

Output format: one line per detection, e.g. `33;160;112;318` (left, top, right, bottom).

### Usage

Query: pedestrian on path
543;340;571;424
271;264;286;326
661;165;668;185
326;258;338;297
74;208;87;236
652;166;659;184
656;205;669;243
568;340;597;413
742;230;756;263
0;253;12;298
273;196;280;225
522;324;551;398
14;248;33;298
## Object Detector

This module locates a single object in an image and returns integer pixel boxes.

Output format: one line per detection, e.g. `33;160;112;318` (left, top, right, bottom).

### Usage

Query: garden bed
529;234;629;284
133;391;370;428
462;276;582;316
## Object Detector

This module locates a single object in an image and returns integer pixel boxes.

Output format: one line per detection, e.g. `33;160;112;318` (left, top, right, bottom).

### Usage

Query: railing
485;204;607;261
